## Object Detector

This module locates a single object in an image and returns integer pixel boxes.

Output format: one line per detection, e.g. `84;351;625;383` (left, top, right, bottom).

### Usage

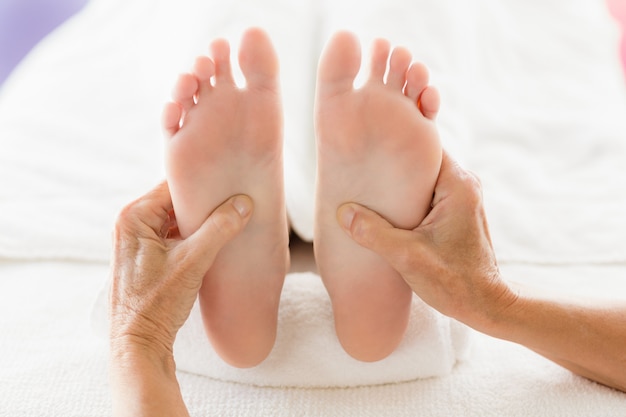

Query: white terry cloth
93;271;472;388
3;261;626;416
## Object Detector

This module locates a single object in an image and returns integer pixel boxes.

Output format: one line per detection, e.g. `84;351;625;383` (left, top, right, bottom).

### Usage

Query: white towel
93;271;471;388
176;272;471;387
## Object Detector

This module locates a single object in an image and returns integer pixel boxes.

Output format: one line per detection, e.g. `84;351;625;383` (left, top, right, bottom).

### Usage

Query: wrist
110;334;176;377
459;271;522;338
109;336;187;417
484;287;524;340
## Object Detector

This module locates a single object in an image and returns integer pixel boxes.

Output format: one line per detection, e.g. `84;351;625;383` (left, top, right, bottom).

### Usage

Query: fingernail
232;196;252;217
338;205;356;231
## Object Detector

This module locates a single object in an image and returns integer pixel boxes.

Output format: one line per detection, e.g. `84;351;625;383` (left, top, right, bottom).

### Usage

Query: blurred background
1;0;625;263
1;0;625;87
0;0;88;85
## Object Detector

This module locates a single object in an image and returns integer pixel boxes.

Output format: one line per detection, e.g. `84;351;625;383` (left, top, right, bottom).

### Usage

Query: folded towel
93;271;471;388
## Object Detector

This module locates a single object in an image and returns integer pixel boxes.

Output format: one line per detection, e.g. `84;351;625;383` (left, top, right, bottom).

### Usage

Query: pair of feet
163;28;442;367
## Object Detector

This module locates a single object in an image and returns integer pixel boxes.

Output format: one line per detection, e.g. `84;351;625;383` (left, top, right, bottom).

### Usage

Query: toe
239;27;280;90
193;55;215;93
418;86;440;120
162;101;183;138
317;31;361;97
171;73;198;113
386;47;412;90
367;38;391;83
404;62;430;105
210;38;235;85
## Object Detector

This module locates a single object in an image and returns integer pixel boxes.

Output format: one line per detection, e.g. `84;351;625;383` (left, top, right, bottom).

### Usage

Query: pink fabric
607;0;626;73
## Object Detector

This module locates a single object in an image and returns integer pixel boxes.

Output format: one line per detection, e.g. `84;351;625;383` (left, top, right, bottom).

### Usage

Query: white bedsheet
1;0;625;265
2;262;626;416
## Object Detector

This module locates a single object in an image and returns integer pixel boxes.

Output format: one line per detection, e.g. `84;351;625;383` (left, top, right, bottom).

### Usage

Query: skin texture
163;28;289;368
109;181;253;417
314;31;442;361
338;150;626;392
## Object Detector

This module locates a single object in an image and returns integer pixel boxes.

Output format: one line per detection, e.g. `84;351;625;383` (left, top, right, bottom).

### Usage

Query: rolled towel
93;271;471;388
171;272;470;388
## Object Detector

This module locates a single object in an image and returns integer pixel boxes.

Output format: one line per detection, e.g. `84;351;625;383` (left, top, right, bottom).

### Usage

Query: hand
337;151;517;333
340;152;626;392
108;181;253;417
108;181;253;355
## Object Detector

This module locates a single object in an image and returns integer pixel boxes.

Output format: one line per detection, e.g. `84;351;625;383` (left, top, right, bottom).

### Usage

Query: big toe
239;27;280;90
317;31;361;97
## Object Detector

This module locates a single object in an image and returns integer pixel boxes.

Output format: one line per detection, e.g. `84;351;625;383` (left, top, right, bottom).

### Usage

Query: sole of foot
163;28;289;368
314;31;442;362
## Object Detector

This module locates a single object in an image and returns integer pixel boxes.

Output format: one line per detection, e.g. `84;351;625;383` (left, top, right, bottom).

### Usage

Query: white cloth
0;0;320;258
466;0;626;264
92;271;471;387
2;0;624;264
3;262;626;416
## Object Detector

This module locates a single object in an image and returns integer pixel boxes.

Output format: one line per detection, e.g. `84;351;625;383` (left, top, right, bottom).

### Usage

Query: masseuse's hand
109;181;253;353
108;181;253;417
337;151;517;333
338;152;626;393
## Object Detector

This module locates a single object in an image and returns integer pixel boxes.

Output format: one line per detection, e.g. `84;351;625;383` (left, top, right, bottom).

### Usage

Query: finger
159;209;180;239
431;150;474;207
115;181;173;238
182;195;254;270
337;203;427;274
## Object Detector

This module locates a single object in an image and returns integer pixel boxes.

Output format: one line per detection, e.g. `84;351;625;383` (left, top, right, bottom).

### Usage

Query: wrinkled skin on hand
108;181;253;355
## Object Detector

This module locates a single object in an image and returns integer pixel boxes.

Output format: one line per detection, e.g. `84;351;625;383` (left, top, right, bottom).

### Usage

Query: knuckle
112;202;142;251
463;171;482;192
115;203;134;227
466;169;483;188
459;171;484;208
115;199;141;230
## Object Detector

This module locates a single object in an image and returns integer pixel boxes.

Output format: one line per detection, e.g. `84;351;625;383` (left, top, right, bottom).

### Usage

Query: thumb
183;195;254;268
337;203;425;274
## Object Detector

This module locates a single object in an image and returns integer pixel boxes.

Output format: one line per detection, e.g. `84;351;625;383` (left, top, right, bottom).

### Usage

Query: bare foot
314;32;442;362
163;28;289;368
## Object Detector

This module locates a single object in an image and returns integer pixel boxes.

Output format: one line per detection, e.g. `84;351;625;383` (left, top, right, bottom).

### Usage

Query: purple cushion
0;0;88;85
